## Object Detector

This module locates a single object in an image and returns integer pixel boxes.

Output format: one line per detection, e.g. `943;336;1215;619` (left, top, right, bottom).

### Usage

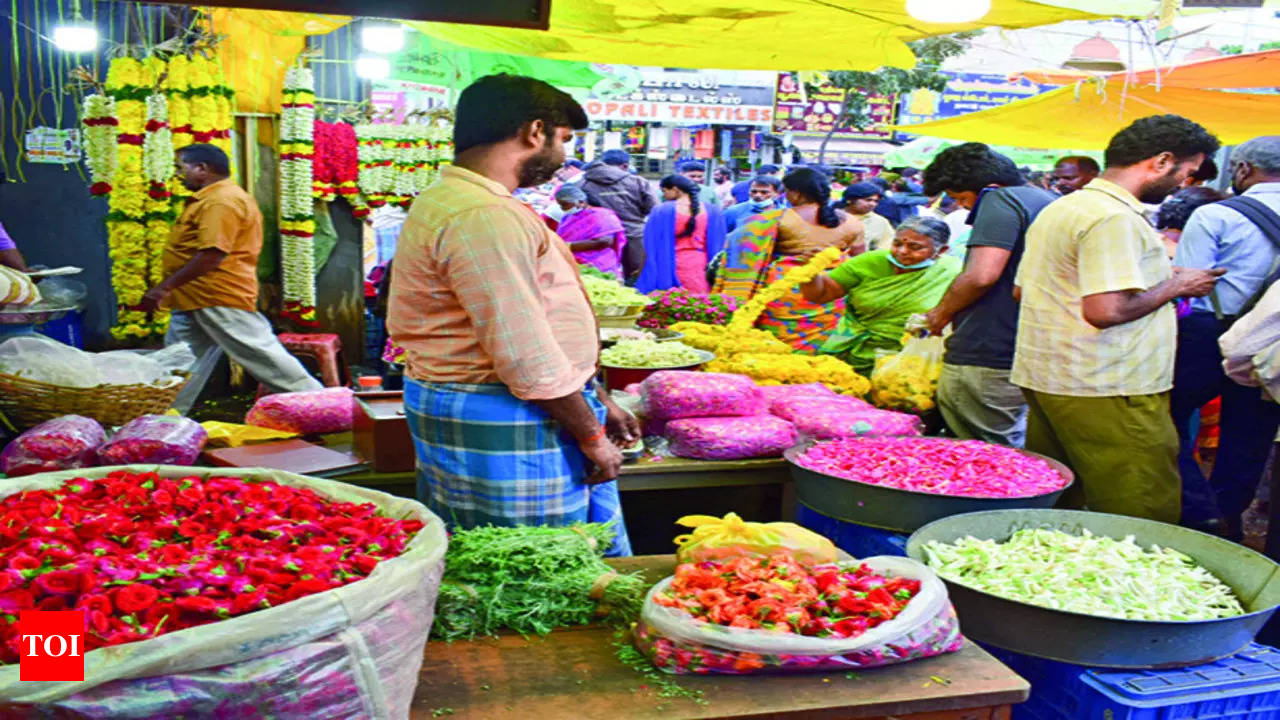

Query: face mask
561;206;583;217
888;254;936;271
749;199;774;211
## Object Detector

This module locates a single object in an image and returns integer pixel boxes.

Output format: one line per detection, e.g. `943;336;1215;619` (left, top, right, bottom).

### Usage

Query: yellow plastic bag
870;335;944;413
200;421;299;448
673;512;837;565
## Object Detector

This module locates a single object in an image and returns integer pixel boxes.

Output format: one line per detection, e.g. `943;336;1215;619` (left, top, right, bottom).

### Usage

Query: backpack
1210;196;1280;322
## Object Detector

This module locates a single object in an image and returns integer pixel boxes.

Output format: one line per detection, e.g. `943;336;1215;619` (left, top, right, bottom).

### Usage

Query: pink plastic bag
97;415;209;466
770;395;873;423
246;387;354;434
756;383;837;403
641;371;763;421
666;415;797;460
792;409;923;440
0;415;105;477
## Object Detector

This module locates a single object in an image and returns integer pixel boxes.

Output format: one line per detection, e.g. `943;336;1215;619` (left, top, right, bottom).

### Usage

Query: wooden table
411;555;1028;720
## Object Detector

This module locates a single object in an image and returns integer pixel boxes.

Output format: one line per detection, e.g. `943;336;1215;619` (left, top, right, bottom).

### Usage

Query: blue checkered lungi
403;377;632;556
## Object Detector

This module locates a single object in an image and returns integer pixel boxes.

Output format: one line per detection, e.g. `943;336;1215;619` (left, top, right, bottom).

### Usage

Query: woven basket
0;371;188;430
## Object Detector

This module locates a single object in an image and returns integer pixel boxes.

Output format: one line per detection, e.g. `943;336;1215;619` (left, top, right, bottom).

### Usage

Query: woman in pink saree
555;185;628;278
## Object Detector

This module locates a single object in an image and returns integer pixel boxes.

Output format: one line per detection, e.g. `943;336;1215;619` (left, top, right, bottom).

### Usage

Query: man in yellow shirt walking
1013;116;1225;522
141;144;321;393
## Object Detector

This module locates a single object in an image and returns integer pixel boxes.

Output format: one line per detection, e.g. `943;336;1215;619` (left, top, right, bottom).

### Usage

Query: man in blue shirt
723;175;782;234
1171;135;1280;539
730;164;780;203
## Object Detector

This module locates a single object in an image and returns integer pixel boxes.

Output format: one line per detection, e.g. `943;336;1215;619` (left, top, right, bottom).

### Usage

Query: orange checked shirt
387;165;599;401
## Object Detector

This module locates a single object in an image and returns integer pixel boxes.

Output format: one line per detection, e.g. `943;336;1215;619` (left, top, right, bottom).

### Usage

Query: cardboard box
352;391;415;472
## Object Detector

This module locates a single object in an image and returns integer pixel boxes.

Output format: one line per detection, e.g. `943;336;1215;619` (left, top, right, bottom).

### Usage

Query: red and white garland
313;121;358;203
353;123;453;214
82;94;119;196
142;93;174;203
279;66;318;327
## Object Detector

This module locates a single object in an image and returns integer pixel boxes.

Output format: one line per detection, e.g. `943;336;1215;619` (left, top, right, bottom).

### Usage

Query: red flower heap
653;554;919;638
0;470;424;663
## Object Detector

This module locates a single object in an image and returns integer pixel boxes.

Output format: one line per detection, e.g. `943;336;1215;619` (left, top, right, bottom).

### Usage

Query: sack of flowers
0;465;447;718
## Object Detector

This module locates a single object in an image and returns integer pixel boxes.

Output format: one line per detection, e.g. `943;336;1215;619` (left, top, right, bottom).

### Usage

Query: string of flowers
165;54;193;201
280;66;318;327
105;57;156;341
142;84;176;336
81;94;118;196
354;122;453;213
312;121;358;203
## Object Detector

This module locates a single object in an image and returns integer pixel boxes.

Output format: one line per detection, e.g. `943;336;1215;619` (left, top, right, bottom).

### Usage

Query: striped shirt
1012;178;1176;397
388;165;599;401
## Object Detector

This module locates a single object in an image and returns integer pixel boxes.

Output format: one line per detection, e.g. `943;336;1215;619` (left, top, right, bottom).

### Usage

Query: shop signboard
582;67;777;127
895;72;1055;139
773;73;897;140
371;81;451;123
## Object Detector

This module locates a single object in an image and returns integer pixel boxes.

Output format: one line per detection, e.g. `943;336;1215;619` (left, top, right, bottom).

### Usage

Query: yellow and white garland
280;66;318;327
354;122;453;211
81;94;118;196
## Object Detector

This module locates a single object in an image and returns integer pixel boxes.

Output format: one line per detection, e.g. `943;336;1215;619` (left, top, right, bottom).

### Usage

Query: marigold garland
105;57;157;341
82;94;118;196
727;246;844;333
280;66;318;327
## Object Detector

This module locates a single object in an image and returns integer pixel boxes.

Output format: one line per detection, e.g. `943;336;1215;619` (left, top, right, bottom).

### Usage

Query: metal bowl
593;304;647;319
599;350;716;391
0;304;74;325
783;438;1073;533
906;509;1280;668
651;328;685;343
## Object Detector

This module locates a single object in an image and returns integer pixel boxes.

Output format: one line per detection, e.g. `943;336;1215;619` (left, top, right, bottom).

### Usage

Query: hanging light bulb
52;21;98;53
905;0;991;24
355;55;391;80
361;22;404;54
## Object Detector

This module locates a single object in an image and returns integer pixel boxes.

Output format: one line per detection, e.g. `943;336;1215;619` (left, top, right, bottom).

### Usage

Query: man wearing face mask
838;183;894;251
1013;115;1226;523
1170;136;1280;539
722;175;782;233
388;75;639;555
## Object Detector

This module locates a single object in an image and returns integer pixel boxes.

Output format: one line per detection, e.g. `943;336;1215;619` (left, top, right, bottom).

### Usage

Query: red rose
34;570;82;596
38;595;69;611
0;589;35;613
289;504;320;522
77;593;113;615
159;545;190;565
176;595;219;615
113;584;160;613
7;553;40;572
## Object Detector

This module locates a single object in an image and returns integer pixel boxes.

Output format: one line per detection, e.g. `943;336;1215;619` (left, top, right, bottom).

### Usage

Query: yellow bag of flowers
673;512;837;565
870;335;944;412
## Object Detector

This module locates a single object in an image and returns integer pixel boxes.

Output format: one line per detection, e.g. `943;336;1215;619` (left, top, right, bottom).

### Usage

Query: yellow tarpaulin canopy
213;0;1098;75
1013;49;1280;89
894;80;1280;149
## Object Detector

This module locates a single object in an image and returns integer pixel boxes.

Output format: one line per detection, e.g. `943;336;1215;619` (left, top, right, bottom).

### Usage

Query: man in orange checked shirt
388;75;639;556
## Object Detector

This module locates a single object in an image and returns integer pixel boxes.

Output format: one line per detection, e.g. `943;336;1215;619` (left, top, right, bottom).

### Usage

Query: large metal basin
907;509;1280;668
784;438;1073;533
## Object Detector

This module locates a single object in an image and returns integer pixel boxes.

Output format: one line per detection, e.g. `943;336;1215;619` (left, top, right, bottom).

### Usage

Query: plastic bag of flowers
0;465;447;719
870;336;944;413
633;554;961;675
245;386;354;434
640;371;764;421
0;415;105;477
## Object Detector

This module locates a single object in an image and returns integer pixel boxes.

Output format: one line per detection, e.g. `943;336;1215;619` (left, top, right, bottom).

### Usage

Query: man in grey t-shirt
922;144;1057;447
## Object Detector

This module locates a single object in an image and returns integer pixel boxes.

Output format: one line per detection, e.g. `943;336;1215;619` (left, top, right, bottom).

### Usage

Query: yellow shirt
387;166;599;401
1012;178;1176;397
163;179;263;312
776;208;864;255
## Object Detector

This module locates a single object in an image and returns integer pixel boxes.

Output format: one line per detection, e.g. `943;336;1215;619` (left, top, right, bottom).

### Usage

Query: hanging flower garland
165;54;194;202
280;67;318;328
105;57;155;341
312;121;357;203
142;88;175;336
82;94;118;196
353;121;453;215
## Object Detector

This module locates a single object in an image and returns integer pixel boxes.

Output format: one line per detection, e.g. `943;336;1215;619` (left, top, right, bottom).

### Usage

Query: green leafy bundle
431;524;648;640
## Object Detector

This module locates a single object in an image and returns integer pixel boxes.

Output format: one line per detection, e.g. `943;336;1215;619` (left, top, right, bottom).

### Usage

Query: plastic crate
984;642;1280;720
795;504;908;558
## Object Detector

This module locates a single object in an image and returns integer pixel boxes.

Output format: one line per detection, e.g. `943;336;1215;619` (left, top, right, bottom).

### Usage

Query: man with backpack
1172;136;1280;539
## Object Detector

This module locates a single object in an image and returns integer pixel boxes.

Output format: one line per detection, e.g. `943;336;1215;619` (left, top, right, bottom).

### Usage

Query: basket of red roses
0;465;447;718
633;553;962;674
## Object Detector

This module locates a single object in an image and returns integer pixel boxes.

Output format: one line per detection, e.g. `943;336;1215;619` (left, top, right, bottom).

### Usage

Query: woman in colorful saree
713;167;865;351
800;216;962;375
554;185;628;278
637;174;726;293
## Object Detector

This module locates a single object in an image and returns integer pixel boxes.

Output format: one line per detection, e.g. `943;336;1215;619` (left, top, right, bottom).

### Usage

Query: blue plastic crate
985;642;1280;720
795;504;908;558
